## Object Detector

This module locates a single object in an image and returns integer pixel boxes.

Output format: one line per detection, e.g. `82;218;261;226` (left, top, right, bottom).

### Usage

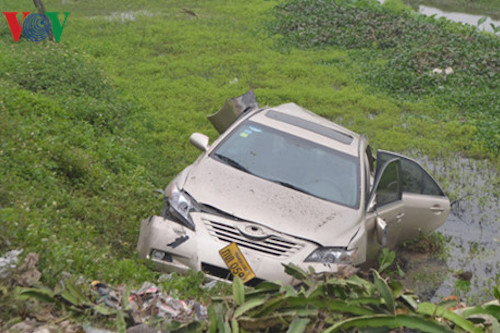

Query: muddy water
379;0;500;32
402;154;499;305
414;4;500;32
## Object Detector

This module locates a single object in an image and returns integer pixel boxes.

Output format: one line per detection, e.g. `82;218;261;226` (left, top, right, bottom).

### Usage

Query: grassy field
0;0;499;328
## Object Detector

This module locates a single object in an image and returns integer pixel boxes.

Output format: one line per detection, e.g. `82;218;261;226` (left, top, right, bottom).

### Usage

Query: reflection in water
418;5;500;32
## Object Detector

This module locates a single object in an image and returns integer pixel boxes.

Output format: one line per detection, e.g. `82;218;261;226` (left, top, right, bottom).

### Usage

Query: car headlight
304;247;354;264
164;184;199;230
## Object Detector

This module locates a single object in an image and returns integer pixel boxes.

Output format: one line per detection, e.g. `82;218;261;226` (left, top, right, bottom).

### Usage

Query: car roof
247;103;361;157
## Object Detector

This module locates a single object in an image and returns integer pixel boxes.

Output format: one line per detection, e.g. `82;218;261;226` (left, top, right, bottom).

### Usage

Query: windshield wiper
272;180;315;196
213;154;250;173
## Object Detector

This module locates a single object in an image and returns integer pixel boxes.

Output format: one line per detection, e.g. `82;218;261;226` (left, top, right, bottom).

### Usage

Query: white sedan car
137;102;450;284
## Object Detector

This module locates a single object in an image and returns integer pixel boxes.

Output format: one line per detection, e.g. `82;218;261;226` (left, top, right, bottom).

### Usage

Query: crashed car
137;98;450;284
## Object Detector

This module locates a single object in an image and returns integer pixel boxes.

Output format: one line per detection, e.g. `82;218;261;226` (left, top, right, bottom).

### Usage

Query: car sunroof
265;110;354;145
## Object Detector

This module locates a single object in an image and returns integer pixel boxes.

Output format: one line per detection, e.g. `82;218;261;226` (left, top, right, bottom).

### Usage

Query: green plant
15;264;500;332
270;0;500;154
402;231;449;258
204;265;497;332
378;248;396;273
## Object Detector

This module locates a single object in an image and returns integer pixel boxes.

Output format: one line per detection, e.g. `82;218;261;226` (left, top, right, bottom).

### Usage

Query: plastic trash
158;273;174;282
202;279;218;290
89;280;208;325
91;281;121;308
0;249;23;278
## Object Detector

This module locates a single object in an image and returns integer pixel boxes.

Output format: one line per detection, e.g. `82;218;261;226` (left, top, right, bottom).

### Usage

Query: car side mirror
376;217;387;246
190;133;209;152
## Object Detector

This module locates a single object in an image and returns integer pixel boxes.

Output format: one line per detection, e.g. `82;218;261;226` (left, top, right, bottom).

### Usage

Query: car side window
399;159;422;193
398;158;443;195
375;160;401;207
377;151;444;196
421;171;443;195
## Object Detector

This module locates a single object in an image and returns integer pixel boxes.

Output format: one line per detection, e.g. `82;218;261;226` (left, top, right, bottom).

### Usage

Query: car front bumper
137;213;347;284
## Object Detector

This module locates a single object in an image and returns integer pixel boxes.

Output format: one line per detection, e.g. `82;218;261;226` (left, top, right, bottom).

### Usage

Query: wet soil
397;249;448;301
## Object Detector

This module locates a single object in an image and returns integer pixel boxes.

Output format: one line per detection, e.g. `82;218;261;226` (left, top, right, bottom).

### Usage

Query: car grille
205;220;304;257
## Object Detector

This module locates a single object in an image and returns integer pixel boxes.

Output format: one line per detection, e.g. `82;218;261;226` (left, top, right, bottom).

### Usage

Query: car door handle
430;206;445;213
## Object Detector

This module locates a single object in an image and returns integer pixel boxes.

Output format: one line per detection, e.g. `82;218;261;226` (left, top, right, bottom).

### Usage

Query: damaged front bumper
137;213;349;284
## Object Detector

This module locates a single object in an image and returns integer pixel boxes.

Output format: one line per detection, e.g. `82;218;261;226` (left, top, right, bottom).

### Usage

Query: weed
402;231;449;258
271;0;500;154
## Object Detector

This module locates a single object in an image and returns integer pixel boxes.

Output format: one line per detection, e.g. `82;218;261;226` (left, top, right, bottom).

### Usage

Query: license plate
219;242;256;283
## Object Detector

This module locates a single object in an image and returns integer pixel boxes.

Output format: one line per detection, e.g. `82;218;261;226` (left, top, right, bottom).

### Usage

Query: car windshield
211;121;360;208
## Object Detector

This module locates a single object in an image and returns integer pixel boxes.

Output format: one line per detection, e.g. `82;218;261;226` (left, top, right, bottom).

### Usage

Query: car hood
182;157;362;247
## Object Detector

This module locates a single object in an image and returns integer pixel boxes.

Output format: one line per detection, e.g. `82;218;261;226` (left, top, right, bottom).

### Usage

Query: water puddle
401;154;499;305
416;5;500;32
379;0;500;32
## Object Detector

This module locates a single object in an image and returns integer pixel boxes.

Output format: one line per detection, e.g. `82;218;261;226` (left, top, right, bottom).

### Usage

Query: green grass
271;0;500;155
0;0;499;326
0;43;159;284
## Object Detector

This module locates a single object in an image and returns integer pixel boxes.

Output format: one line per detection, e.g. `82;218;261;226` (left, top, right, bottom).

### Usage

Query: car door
367;158;407;250
376;150;450;243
